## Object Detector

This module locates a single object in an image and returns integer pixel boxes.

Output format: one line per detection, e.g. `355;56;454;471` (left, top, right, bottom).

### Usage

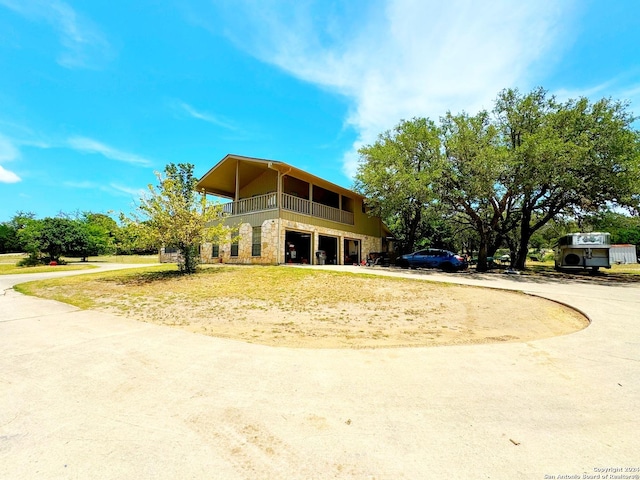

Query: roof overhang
196;154;364;199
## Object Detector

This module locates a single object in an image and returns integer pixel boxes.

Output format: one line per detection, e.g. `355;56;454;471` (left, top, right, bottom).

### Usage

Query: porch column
277;171;282;211
235;160;240;201
313;231;319;265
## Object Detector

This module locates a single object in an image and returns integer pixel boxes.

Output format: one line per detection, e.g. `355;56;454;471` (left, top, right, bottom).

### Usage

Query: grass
0;253;159;275
523;260;640;276
13;263;590;349
0;263;97;275
63;254;160;264
14;264;174;307
14;264;423;314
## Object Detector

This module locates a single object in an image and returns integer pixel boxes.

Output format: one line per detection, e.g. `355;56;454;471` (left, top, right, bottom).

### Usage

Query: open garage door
318;235;338;265
284;230;311;264
344;239;360;265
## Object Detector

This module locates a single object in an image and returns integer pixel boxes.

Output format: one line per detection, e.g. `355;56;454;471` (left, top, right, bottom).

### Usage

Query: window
230;239;239;257
212;244;219;257
252;226;261;256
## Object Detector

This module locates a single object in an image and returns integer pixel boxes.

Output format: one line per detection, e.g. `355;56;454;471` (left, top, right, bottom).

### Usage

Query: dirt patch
25;265;589;349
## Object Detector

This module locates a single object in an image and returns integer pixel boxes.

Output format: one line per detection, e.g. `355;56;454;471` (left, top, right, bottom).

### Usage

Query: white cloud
68;136;152;166
0;134;20;162
0;134;21;183
207;0;575;177
0;0;113;69
175;101;237;130
64;179;146;198
0;165;20;183
109;183;147;198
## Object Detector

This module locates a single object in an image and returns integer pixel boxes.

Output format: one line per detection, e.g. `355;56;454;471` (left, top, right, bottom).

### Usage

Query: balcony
222;192;354;225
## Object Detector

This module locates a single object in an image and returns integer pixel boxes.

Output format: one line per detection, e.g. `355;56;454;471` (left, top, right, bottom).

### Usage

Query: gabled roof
197;154;364;199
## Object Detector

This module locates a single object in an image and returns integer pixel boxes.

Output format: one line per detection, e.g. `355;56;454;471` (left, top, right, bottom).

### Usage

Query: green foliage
0;211;35;253
355;117;444;253
0;224;18;253
494;88;640;268
72;213;118;260
114;222;157;255
121;163;231;274
355;87;640;271
22;217;89;262
7;210;120;263
440;110;509;271
529;216;578;250
583;211;640;247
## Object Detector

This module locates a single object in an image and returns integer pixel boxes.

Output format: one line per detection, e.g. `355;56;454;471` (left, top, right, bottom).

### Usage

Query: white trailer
609;244;638;264
555;232;611;272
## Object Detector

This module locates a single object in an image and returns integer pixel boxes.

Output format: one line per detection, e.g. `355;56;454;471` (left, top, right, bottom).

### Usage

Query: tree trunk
514;210;532;270
406;207;422;253
475;236;490;272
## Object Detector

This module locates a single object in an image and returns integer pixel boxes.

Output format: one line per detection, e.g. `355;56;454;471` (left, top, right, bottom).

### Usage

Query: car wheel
440;262;453;272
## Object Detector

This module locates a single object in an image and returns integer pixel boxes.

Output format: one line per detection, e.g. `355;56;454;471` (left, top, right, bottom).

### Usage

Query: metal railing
222;192;354;225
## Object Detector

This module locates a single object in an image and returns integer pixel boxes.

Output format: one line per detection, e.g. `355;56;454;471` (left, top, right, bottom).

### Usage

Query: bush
17;253;42;267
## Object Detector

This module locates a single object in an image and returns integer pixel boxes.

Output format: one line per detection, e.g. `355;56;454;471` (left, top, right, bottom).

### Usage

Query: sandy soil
99;274;589;349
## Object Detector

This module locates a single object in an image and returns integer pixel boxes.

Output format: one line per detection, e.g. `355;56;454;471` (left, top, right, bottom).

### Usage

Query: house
191;154;393;265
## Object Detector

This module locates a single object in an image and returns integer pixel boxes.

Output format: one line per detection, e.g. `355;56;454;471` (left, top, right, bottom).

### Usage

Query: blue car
397;248;468;272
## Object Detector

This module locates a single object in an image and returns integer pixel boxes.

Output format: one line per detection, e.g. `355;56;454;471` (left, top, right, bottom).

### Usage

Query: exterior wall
201;219;280;265
239;169;278;198
201;218;383;265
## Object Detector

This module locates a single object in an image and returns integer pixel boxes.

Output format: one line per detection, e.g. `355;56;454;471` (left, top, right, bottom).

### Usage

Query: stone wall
204;219;382;265
177;217;385;266
198;218;384;266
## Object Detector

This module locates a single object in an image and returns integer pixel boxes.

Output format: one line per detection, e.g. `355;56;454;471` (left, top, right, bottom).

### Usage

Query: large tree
72;213;118;261
439;110;513;271
354;117;444;253
354;87;640;271
17;217;89;263
494;88;640;269
122;163;230;274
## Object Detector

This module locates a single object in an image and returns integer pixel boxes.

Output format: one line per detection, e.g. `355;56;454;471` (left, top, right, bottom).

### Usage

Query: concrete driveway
1;264;639;479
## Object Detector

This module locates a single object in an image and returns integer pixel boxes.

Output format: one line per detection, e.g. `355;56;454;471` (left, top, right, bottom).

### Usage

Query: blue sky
1;0;639;221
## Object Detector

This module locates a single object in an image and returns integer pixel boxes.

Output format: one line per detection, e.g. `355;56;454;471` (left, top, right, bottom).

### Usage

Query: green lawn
0;253;159;275
0;263;97;275
523;259;640;276
63;254;160;264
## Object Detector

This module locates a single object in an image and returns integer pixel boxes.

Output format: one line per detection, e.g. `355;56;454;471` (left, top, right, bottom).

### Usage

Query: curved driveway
1;264;639;479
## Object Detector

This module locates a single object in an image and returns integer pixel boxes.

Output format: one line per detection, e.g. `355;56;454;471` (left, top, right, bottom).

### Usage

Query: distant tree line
0;211;157;265
355;87;640;271
0;163;231;274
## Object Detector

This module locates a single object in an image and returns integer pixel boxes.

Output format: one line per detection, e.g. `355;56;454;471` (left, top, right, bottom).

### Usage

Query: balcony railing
222;193;277;215
222;192;354;225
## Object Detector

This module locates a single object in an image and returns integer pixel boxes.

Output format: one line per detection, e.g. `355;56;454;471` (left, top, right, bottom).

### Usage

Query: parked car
397;248;468;272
